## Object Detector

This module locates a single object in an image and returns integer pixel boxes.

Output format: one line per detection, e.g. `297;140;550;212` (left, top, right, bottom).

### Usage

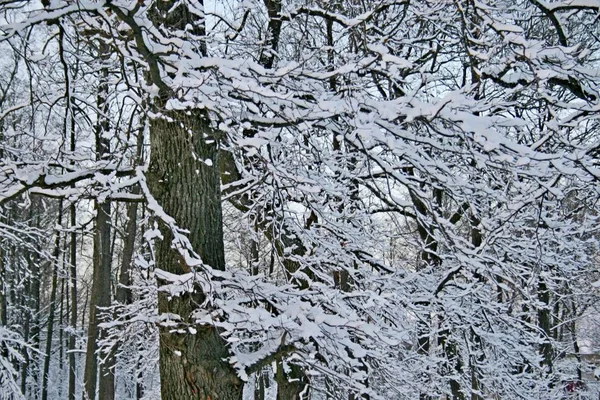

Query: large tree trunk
148;110;242;400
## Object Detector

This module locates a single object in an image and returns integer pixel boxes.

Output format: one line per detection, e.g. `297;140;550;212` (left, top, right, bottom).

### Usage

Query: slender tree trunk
68;201;78;400
254;369;265;400
59;274;65;368
136;363;144;400
116;199;137;305
259;0;282;69
538;279;553;373
66;33;79;398
116;122;144;308
83;199;113;400
112;182;139;395
250;228;259;276
30;226;42;392
107;116;145;398
41;202;64;400
81;285;87;336
569;301;582;384
410;191;440;400
0;227;11;389
470;216;483;400
0;238;7;328
83;39;114;400
21;248;33;396
148;109;242;400
250;228;264;400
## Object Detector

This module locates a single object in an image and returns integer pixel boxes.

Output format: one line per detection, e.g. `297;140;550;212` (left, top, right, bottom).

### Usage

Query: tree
1;0;600;399
82;38;115;400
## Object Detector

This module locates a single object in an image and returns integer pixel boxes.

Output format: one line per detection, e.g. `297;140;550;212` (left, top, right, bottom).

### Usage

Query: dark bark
97;169;115;390
0;237;6;328
83;199;113;400
438;331;464;400
21;248;34;396
136;363;144;400
81;285;87;338
109;197;138;397
83;39;114;399
148;110;242;400
68;202;77;400
275;359;308;400
537;280;553;373
254;370;265;400
116;195;138;306
259;0;282;69
569;301;582;383
250;224;259;276
410;190;436;400
410;187;467;400
68;110;78;400
59;273;65;367
41;203;63;400
111;124;144;397
29;213;42;391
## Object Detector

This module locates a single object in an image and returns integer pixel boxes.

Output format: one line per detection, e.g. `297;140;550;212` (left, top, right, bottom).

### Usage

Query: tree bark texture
275;360;307;400
148;110;242;400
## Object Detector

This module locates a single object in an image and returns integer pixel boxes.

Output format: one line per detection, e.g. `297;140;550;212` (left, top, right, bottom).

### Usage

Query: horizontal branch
0;166;137;207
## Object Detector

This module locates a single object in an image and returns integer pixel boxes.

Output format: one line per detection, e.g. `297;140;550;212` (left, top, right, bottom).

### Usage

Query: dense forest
0;0;600;399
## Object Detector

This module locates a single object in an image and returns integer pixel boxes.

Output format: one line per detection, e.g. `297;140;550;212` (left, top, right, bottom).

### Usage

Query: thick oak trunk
148;110;242;400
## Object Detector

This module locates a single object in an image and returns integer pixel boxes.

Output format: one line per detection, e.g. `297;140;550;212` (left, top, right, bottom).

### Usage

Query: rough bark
275;359;308;400
148;110;242;400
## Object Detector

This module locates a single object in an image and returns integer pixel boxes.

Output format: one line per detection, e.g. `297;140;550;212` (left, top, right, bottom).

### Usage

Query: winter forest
1;0;600;399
